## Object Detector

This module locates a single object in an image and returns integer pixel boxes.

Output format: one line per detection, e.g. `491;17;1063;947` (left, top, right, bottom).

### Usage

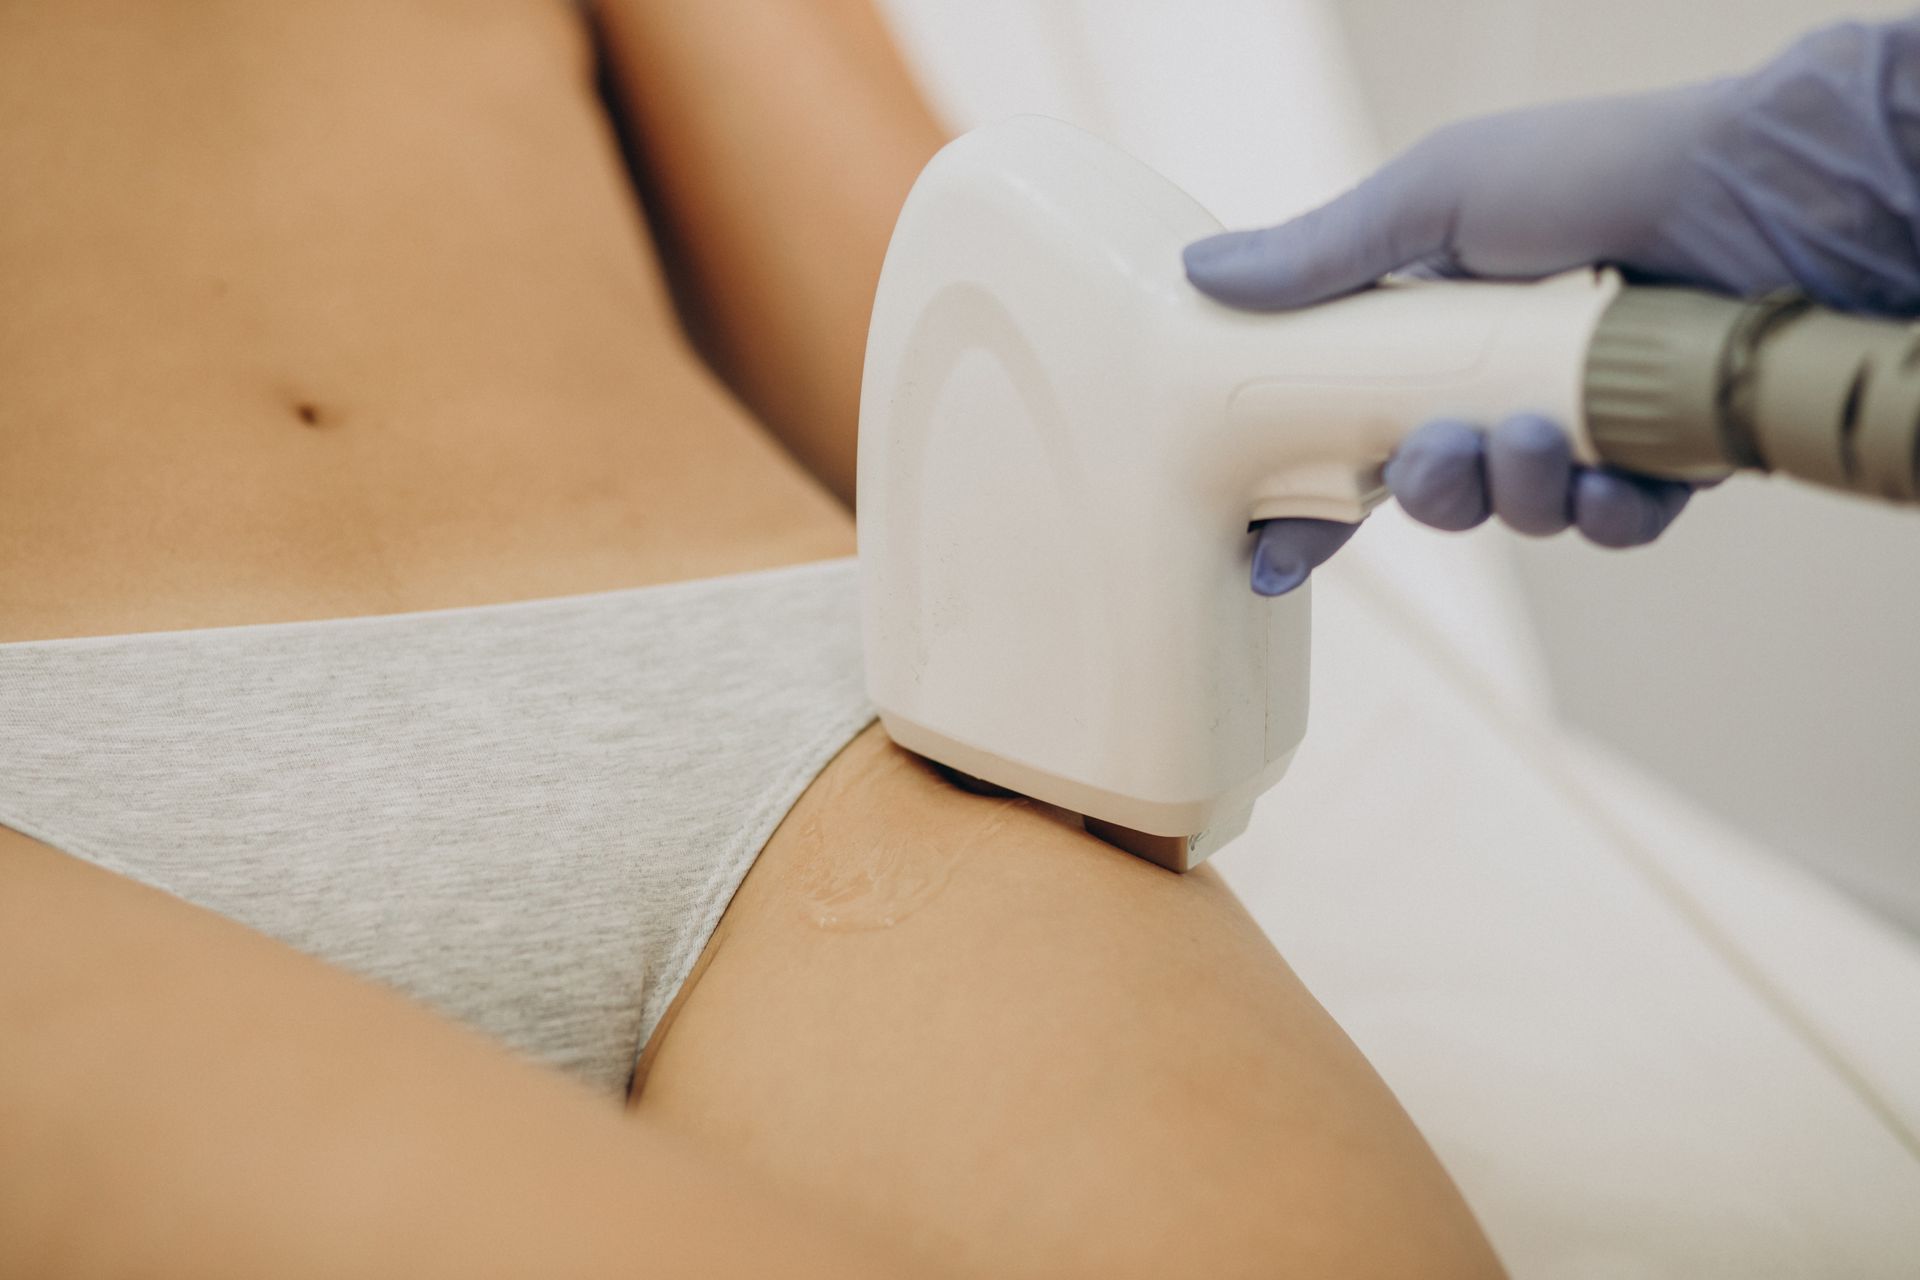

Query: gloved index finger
1250;518;1359;595
1183;141;1458;311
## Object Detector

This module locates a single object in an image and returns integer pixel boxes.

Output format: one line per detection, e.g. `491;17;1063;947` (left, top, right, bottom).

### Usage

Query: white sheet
1226;552;1920;1276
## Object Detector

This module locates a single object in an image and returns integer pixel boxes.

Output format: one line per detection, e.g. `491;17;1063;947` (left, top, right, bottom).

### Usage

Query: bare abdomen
0;0;851;639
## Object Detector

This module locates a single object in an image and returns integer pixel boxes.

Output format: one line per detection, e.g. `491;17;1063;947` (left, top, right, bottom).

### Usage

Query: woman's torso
0;0;853;642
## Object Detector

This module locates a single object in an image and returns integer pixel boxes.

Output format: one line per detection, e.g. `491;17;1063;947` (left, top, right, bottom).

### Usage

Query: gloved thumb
1184;144;1456;311
1250;518;1360;596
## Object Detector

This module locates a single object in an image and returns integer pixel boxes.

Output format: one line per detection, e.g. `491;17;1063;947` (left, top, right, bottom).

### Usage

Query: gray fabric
0;558;872;1096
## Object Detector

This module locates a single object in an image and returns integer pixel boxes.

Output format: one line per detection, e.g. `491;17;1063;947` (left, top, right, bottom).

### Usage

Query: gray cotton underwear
0;557;872;1096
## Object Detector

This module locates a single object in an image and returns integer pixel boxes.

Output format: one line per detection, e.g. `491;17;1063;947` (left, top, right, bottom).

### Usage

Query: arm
0;831;925;1279
592;0;948;505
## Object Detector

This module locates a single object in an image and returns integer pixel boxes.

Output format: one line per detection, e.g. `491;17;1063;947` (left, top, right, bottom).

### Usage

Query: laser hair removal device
859;116;1920;871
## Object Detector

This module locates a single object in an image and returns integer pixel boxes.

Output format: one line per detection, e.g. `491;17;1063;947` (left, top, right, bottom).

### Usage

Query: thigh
0;827;915;1278
631;726;1505;1279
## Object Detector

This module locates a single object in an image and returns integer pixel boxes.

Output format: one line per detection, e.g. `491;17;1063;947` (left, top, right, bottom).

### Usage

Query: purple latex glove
1246;419;1696;596
1192;17;1920;596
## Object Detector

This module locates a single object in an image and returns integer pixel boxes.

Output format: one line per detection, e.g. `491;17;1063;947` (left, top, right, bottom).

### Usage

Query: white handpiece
859;117;1621;869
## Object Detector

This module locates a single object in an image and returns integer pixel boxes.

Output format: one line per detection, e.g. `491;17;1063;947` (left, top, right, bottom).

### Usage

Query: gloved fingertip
1491;412;1566;455
1634;477;1695;542
1184;229;1319;311
1655;479;1694;523
1250;518;1360;596
1572;469;1668;547
1250;554;1311;597
1182;231;1247;271
1387;419;1490;532
1488;413;1575;536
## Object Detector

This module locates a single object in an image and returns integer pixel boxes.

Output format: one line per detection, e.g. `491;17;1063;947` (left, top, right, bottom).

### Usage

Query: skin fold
0;1;1504;1275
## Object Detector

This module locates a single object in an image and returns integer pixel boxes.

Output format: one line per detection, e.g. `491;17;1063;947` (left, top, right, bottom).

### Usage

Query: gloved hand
1248;419;1696;596
1190;17;1920;595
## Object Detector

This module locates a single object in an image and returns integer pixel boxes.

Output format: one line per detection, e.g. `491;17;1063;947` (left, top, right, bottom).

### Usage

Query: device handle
1203;270;1622;524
